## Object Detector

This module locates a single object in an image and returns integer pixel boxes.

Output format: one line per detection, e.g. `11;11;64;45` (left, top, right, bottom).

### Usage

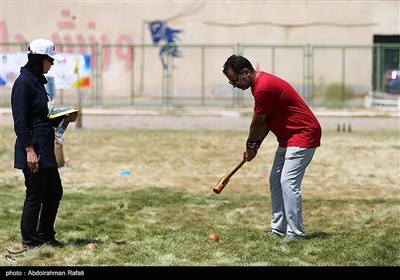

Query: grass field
0;126;399;267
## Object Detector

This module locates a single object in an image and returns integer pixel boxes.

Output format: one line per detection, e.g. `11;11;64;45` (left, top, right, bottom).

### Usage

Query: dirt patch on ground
1;108;399;132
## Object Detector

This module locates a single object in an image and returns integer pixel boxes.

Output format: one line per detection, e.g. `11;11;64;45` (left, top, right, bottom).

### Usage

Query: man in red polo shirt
222;54;322;243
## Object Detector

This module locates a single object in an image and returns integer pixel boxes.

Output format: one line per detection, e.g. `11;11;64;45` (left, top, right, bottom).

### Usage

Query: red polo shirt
252;72;321;148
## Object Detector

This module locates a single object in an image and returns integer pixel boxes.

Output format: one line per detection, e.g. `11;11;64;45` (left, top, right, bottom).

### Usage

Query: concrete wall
2;1;398;46
1;1;399;107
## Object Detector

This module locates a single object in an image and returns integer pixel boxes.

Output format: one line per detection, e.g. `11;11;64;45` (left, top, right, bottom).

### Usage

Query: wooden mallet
213;158;246;194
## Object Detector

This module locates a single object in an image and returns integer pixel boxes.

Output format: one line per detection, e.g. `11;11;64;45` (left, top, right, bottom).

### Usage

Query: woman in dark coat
11;38;78;249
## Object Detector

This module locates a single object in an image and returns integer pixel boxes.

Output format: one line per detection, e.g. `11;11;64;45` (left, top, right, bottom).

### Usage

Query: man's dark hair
222;54;255;75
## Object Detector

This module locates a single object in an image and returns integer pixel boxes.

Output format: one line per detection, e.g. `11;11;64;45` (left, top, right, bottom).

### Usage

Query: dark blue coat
11;68;62;170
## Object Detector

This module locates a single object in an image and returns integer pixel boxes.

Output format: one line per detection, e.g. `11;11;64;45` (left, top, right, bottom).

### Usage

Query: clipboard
48;107;79;119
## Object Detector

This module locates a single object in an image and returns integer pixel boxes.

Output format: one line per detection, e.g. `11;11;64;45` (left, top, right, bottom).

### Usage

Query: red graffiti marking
58;21;75;29
116;35;133;71
1;19;134;72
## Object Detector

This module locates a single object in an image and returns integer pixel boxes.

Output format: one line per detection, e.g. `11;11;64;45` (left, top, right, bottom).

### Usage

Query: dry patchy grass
0;126;399;267
1;127;399;199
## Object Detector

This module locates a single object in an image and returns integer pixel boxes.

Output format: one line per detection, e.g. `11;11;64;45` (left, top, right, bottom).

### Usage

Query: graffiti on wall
0;8;133;73
0;7;186;90
148;20;183;69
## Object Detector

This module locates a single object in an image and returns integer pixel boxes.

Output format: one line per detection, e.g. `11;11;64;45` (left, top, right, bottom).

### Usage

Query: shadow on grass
306;232;350;240
69;239;129;248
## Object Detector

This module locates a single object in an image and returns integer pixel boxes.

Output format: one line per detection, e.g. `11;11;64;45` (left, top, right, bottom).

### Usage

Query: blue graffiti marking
148;20;183;69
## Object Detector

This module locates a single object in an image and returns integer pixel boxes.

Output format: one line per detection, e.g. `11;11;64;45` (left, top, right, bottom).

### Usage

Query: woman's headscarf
23;54;48;84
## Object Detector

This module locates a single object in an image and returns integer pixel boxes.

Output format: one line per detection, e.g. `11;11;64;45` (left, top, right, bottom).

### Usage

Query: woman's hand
25;146;39;173
67;111;79;122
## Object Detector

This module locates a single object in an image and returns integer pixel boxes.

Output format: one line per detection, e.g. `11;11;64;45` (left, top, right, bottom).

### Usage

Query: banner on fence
0;52;91;89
